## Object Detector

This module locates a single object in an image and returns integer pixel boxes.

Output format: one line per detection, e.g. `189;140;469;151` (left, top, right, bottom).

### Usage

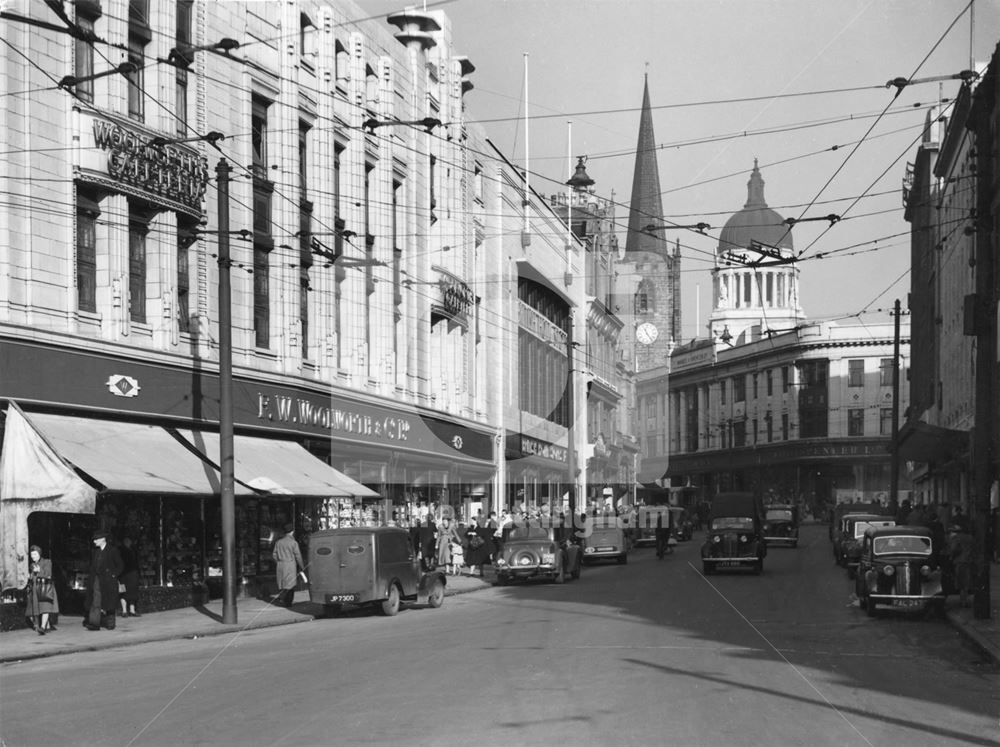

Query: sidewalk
942;560;1000;667
0;573;490;664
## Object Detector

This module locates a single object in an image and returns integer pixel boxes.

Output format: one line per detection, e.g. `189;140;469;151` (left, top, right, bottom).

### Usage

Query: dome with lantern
717;160;793;257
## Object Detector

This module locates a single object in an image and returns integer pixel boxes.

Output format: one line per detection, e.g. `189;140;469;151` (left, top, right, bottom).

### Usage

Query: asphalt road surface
1;525;997;747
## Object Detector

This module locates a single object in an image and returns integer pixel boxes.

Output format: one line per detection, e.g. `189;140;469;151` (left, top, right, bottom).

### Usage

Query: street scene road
2;525;996;747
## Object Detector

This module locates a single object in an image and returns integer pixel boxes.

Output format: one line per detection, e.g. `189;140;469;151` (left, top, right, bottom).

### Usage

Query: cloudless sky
358;0;999;342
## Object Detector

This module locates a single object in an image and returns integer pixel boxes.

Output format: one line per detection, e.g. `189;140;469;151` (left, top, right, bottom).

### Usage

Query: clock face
636;322;659;345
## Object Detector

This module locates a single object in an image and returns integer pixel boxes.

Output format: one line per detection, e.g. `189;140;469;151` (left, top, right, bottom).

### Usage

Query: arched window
635;280;654;315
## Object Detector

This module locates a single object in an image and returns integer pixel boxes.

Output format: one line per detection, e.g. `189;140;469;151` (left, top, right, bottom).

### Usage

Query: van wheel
380;584;401;616
427;579;445;609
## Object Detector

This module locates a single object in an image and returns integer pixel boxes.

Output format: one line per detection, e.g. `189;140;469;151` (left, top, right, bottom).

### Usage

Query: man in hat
84;530;124;630
273;523;306;607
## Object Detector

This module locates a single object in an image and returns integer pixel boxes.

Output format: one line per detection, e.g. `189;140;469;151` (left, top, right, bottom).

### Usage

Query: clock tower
618;74;681;373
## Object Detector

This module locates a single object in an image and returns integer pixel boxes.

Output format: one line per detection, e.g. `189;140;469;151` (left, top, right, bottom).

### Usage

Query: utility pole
566;311;577;519
890;298;901;508
216;158;237;625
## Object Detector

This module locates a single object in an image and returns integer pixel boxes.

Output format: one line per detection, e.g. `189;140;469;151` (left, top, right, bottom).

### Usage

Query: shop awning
174;430;378;498
897;420;969;463
24;412;255;495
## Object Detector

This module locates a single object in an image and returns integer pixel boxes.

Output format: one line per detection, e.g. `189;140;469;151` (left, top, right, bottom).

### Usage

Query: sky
358;0;999;343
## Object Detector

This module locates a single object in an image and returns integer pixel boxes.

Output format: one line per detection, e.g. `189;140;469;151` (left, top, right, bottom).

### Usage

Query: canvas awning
173;430;378;498
22;412;255;495
897;420;969;463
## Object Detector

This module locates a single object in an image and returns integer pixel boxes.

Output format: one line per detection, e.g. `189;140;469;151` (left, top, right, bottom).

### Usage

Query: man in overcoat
273;523;305;607
85;530;124;630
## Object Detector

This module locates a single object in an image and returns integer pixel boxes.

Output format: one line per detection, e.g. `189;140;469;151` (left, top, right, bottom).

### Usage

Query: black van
308;527;446;616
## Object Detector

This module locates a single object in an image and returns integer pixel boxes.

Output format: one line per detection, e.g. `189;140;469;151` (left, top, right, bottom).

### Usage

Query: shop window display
162;498;204;587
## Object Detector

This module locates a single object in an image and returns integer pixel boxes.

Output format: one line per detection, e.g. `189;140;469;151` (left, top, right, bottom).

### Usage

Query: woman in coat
25;545;58;634
435;517;460;570
464;518;493;577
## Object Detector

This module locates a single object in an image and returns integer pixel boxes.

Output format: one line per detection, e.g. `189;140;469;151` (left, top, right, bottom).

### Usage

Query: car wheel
379;584;401;616
495;574;508;587
427;579;444;609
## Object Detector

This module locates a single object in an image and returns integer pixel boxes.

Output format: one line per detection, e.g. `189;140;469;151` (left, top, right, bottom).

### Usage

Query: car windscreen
766;510;793;522
509;527;551;540
873;535;931;555
854;520;894;538
711;516;754;531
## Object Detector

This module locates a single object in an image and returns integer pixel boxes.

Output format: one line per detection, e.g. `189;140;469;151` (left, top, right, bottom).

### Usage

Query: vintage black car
855;525;945;617
495;525;582;584
581;518;628;564
763;505;799;548
834;513;889;568
842;516;895;578
700;492;766;575
308;527;446;616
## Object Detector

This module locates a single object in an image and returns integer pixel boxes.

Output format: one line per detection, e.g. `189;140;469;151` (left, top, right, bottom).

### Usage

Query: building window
299;13;315;60
848;359;864;387
782;366;789;393
128;202;150;323
177;218;197;333
848;408;865;437
880;407;894;436
719;379;726;405
781;413;789;440
429;154;437;224
299;208;312;360
73;9;98;102
766;369;773;397
765;273;773;305
743;273;752;305
751;418;758;444
127;1;151;122
752;373;759;399
879;357;894;386
252;97;270;178
253;245;270;348
800;409;827;439
733;420;746;448
733;375;745;403
76;190;100;312
766;414;773;442
392;179;403;374
174;1;193;133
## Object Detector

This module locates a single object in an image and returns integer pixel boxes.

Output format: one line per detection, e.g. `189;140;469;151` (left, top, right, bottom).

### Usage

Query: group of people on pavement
894;500;978;607
21;529;142;634
410;512;502;576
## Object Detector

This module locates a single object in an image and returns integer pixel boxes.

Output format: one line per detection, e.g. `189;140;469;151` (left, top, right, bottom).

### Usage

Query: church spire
624;75;666;257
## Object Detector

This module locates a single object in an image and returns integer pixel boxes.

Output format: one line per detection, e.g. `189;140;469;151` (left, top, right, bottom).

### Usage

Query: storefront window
162;498;203;587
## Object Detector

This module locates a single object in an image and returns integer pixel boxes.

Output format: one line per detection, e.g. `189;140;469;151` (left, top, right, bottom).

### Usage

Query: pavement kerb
0;575;491;665
943;608;1000;667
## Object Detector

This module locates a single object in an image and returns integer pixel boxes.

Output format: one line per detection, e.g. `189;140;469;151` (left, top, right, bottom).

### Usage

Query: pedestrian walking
465;517;492;577
84;530;123;631
273;523;306;607
435;516;461;574
946;523;974;608
118;536;141;618
655;511;672;560
25;545;58;635
418;515;437;571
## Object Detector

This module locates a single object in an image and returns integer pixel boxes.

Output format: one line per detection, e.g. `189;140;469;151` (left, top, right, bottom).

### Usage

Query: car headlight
496;558;507;566
920;565;931;577
882;565;895;576
713;535;721;543
740;535;748;543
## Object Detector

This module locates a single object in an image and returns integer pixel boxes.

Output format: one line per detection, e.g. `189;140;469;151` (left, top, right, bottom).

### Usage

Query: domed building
634;159;911;516
708;160;804;346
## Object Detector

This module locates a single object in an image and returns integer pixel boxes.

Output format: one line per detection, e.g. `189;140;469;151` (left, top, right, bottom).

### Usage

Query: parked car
634;506;672;547
855;525;944;617
700;492;766;575
582;518;628;564
308;527;446;616
495;525;582;584
834;513;888;567
842;517;896;577
763;505;799;548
